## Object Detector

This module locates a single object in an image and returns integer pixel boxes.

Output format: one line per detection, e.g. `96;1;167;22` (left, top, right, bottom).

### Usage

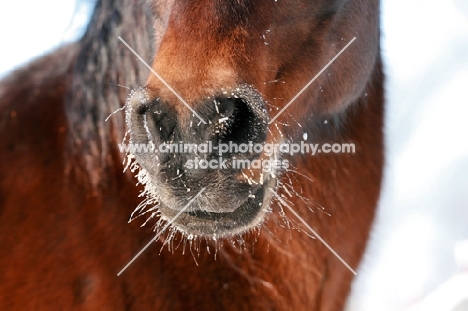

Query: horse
0;0;384;310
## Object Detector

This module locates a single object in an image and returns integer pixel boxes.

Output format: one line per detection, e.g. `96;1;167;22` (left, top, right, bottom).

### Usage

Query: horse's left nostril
209;96;268;153
217;97;266;145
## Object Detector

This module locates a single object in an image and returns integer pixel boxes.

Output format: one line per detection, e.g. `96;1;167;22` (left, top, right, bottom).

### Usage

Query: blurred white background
348;1;468;310
0;0;467;310
0;0;92;77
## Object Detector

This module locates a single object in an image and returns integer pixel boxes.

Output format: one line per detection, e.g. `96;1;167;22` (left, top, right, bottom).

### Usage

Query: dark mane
65;0;154;185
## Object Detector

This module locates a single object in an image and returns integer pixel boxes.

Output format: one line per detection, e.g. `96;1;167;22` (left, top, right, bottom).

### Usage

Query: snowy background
1;1;467;310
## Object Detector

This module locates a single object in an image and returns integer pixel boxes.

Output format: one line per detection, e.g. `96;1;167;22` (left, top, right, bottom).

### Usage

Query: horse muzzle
125;85;279;237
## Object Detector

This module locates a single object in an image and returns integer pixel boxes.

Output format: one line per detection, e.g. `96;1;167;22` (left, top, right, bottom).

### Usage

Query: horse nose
139;85;269;158
126;86;270;213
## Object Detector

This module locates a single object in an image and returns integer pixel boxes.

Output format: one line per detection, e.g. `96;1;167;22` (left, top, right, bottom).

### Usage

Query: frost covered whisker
269;189;357;275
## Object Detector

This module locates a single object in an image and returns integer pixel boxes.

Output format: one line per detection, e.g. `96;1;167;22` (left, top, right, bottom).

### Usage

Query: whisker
262;79;286;84
117;187;206;276
285;165;314;183
269;189;357;276
109;82;131;90
105;105;126;122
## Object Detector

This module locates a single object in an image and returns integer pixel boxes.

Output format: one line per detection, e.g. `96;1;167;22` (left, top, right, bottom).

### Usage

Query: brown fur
0;0;383;309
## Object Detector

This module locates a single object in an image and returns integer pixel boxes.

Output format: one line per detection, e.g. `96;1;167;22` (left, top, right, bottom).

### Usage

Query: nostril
135;102;150;115
127;87;152;115
215;97;267;145
141;99;178;142
153;112;177;141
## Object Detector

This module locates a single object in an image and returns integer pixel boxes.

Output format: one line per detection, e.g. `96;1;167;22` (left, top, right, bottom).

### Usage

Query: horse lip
186;184;264;218
156;175;259;213
158;176;277;237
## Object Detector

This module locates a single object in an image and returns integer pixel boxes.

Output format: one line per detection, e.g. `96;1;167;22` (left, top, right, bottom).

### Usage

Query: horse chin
157;176;277;238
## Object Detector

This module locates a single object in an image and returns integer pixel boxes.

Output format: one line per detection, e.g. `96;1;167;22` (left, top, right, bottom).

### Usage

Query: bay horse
0;0;383;310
